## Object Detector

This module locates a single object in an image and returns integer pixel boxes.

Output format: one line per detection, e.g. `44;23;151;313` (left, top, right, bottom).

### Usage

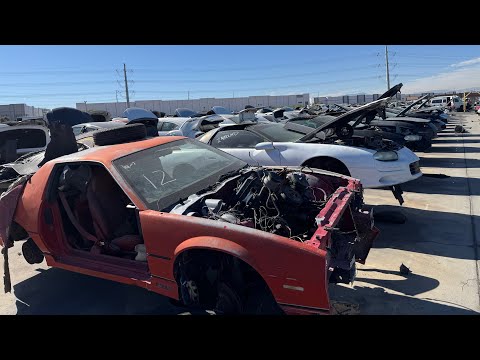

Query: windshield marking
152;169;177;186
121;161;136;170
217;131;239;143
142;174;158;189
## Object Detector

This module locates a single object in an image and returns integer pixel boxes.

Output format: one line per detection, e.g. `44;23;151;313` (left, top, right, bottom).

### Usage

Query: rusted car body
1;136;378;314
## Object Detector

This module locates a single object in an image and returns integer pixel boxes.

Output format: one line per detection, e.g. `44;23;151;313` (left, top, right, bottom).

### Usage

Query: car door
210;129;281;166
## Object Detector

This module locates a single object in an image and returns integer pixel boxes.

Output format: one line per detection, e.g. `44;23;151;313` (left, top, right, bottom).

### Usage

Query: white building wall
76;93;311;116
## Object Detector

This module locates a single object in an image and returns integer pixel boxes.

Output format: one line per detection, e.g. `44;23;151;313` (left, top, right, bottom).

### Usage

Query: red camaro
0;135;378;315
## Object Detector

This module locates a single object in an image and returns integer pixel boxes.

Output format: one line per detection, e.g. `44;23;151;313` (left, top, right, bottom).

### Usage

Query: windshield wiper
217;165;248;182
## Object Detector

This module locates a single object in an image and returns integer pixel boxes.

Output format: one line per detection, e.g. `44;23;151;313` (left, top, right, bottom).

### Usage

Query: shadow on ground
364;204;475;260
432;139;480;144
13;268;183;315
427;146;480;154
401;174;480;196
329;283;478;314
419;156;480;168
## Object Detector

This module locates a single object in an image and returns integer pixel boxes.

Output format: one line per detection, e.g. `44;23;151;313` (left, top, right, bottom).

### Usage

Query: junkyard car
199;99;422;204
72;121;125;136
0;125;50;165
0;126;378;315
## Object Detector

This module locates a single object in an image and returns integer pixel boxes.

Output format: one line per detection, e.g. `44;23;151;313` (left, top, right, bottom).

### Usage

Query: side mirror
255;142;275;151
167;130;183;136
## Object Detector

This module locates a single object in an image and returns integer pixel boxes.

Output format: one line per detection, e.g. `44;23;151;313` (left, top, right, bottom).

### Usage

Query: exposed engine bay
327;135;402;151
170;167;373;284
184;169;333;239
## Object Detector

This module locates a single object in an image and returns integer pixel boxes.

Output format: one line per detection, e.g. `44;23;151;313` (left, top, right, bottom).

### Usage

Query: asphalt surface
1;111;480;315
330;111;480;314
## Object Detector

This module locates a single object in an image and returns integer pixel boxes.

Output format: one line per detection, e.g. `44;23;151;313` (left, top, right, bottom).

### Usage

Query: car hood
297;98;390;142
396;95;430;117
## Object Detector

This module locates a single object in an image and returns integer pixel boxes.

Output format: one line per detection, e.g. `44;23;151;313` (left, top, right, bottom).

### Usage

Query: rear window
0;128;46;148
251;123;304;142
211;130;264;148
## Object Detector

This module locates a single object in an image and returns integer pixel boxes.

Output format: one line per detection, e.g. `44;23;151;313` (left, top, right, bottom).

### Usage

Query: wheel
214;282;243;314
93;123;147;146
335;124;354;139
307;158;350;176
22;238;44;264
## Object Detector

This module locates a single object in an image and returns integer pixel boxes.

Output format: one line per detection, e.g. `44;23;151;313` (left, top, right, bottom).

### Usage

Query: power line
0;75;386;99
0;64;382;87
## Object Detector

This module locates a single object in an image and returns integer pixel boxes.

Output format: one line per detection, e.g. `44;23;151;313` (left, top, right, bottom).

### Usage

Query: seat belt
58;191;98;244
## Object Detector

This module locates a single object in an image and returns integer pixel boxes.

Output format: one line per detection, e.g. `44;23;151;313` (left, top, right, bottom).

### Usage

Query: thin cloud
451;57;480;67
401;65;480;94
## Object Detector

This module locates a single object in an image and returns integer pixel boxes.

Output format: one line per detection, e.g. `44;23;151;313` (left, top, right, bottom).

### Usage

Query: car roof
48;136;186;165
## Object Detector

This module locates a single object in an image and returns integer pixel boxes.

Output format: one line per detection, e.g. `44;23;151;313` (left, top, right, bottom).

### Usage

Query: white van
429;95;462;111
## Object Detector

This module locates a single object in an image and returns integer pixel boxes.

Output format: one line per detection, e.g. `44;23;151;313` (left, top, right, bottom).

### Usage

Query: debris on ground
454;125;465;133
331;300;360;315
399;263;412;276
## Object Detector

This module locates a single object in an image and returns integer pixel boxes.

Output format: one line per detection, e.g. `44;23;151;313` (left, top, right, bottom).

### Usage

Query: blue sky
1;45;479;109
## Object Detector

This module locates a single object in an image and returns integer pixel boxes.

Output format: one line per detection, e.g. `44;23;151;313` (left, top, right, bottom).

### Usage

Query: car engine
182;168;337;240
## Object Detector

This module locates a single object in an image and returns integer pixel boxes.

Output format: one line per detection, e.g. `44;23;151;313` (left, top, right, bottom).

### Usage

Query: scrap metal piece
390;185;404;205
331;300;360;315
400;263;411;276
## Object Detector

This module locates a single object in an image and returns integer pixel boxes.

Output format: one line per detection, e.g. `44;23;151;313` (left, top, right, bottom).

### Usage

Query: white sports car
199;99;422;203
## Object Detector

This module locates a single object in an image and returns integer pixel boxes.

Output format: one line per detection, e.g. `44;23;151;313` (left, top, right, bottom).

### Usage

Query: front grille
409;161;420;175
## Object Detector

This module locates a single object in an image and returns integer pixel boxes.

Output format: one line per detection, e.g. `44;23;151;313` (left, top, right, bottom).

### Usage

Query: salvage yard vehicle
0;125;50;165
199;99;422;204
0;122;378;315
72;121;125;136
157;115;224;138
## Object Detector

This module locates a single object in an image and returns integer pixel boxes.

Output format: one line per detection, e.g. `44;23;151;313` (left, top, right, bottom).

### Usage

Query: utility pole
123;63;130;107
188;91;190;100
385;45;391;90
115;91;119;117
84;101;88;111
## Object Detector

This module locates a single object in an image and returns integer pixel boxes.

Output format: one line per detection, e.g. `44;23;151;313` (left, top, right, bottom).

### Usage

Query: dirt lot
1;112;479;315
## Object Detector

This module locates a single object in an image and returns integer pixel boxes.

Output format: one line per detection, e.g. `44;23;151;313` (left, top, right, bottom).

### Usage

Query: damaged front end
170;166;378;285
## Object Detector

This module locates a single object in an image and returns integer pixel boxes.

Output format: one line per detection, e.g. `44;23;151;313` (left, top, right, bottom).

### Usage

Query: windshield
289;116;334;129
72;125;83;136
175;108;197;117
212;106;232;115
113;138;246;211
250;123;304;142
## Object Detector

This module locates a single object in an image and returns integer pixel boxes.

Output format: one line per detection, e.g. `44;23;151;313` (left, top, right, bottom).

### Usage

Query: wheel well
173;249;277;311
302;156;350;176
9;221;29;242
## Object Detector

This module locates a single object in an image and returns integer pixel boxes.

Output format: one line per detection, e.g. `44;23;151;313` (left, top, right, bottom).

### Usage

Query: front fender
173;236;259;274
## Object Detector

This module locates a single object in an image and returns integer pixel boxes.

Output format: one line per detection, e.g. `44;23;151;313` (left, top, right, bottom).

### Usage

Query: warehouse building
313;92;403;105
0;103;50;121
76;94;310;117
